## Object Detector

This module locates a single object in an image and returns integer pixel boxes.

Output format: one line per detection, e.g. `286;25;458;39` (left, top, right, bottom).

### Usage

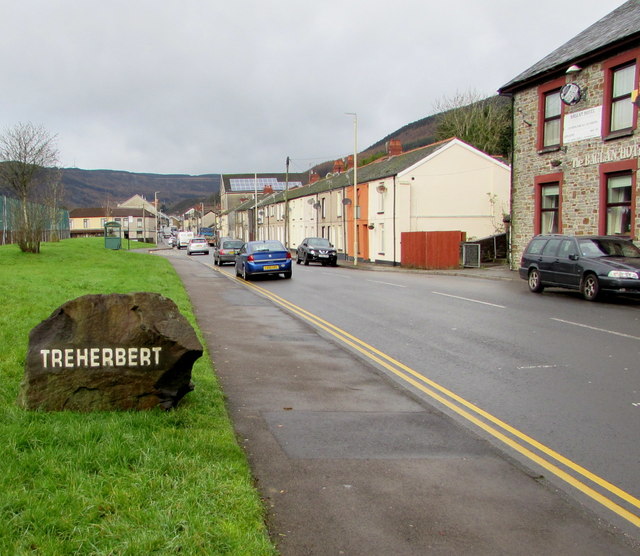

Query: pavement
153;249;638;556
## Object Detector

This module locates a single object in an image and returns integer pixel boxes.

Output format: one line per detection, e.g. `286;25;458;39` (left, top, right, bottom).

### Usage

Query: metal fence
0;195;70;245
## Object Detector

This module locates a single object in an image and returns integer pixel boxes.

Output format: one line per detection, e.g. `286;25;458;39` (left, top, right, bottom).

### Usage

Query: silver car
214;238;244;265
186;237;210;256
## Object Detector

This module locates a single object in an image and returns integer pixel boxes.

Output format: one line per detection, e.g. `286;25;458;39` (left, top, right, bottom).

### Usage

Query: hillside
59;169;220;211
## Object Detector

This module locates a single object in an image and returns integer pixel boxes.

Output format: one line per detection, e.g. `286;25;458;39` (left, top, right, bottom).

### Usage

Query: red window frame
599;160;637;237
602;48;639;138
537;77;566;151
534;173;563;235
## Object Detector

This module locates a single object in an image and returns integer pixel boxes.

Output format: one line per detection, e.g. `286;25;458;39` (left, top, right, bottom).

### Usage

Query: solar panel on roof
229;178;302;192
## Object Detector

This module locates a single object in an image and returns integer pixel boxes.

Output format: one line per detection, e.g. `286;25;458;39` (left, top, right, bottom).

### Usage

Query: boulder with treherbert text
19;292;203;411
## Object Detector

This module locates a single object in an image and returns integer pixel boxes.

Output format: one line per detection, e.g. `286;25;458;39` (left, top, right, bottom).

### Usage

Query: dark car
235;240;292;280
213;238;244;266
519;234;640;301
296;237;338;266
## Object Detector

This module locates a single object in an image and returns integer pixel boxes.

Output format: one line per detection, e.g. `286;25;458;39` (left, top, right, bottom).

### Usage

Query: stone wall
510;51;640;266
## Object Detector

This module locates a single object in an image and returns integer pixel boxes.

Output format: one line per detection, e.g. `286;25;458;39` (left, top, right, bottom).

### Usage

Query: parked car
235;240;292;280
296;237;338;266
214;238;244;265
519;234;640;301
186;237;210;256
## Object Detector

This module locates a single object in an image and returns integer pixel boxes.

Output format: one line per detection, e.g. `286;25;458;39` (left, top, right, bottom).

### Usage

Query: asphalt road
156;246;640;553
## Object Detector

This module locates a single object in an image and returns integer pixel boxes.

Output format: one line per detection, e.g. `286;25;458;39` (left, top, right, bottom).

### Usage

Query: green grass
0;238;276;555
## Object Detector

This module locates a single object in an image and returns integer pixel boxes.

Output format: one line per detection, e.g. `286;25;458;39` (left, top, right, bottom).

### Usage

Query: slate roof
499;0;640;94
220;172;309;193
69;207;147;218
229;137;503;213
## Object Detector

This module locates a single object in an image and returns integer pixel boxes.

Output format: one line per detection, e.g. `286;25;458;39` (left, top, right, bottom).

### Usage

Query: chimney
386;139;402;156
263;185;274;194
345;155;354;170
332;159;345;174
309;171;320;183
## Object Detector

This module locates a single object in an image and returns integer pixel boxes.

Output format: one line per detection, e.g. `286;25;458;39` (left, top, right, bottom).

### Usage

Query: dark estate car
235;240;292;280
519;234;640;301
296;237;338;266
213;238;243;266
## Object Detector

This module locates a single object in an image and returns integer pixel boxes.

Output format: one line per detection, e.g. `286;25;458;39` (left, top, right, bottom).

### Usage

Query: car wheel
528;268;544;293
283;271;292;279
304;254;310;266
242;265;251;281
296;254;301;264
235;265;241;277
330;260;337;267
214;256;218;266
582;273;600;301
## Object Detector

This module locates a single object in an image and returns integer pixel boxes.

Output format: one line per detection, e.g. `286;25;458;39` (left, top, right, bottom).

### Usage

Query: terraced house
224;138;510;266
499;0;640;267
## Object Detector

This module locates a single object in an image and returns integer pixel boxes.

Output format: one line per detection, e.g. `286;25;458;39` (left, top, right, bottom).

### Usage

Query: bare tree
0;122;61;253
433;90;512;159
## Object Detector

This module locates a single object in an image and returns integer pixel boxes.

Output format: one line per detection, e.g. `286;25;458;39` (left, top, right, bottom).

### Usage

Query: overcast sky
1;0;626;175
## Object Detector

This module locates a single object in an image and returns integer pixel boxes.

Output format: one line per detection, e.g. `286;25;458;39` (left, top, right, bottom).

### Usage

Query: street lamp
345;112;358;266
154;191;159;241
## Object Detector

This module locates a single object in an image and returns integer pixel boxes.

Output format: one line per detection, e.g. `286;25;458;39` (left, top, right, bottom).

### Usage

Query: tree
0;122;61;253
433;90;512;159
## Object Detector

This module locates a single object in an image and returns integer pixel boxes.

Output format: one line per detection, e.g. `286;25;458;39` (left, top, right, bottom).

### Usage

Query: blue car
235;240;292;280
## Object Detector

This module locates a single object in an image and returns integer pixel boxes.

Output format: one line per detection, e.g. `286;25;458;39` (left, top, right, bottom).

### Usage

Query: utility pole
346;113;358;266
284;156;290;248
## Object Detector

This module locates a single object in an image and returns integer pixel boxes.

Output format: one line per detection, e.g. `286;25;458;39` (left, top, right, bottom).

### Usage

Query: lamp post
345;112;358;266
154;191;159;242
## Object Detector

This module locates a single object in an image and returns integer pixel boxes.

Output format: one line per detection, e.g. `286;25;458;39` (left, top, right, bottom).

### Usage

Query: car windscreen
222;240;244;249
308;238;331;248
578;238;640;258
250;241;285;252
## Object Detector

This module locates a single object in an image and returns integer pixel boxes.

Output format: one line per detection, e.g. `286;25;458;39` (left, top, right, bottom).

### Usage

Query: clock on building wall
560;83;582;105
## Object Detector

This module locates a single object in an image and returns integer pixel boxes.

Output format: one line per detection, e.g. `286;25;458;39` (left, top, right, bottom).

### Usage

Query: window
534;174;562;235
377;183;385;213
83;219;89;229
542;90;561;148
101;218;107;227
603;50;639;137
321;197;326;219
540;184;559;233
610;63;635;132
336;192;343;218
600;160;636;236
605;173;632;235
137;218;143;228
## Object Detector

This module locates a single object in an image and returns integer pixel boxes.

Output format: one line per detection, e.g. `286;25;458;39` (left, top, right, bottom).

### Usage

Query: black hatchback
519;234;640;301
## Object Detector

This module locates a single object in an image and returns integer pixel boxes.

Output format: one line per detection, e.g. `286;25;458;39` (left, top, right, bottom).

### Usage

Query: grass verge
0;238;276;555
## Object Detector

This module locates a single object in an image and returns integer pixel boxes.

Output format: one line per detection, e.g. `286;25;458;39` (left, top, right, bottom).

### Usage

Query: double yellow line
226;270;640;528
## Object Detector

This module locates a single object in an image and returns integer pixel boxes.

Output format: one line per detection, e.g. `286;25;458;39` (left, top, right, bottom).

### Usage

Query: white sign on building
563;105;602;143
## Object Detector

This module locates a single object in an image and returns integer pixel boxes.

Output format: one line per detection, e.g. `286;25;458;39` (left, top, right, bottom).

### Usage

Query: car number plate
319;254;329;258
263;265;279;270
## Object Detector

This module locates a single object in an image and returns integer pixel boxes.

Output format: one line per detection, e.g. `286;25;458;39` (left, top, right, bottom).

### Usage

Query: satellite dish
313;202;321;209
342;198;352;205
325;172;334;178
376;184;387;193
307;198;315;205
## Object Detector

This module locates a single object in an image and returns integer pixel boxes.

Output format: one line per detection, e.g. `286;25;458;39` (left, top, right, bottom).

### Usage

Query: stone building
499;0;640;267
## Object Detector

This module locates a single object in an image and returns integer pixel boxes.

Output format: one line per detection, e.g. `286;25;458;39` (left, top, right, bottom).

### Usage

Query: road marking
432;291;506;308
220;273;640;528
366;279;407;288
551;318;640;341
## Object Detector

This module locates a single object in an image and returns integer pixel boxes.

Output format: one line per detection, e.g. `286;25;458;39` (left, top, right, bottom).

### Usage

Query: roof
68;207;148;218
220;172;309;193
228;138;507;213
499;0;640;94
